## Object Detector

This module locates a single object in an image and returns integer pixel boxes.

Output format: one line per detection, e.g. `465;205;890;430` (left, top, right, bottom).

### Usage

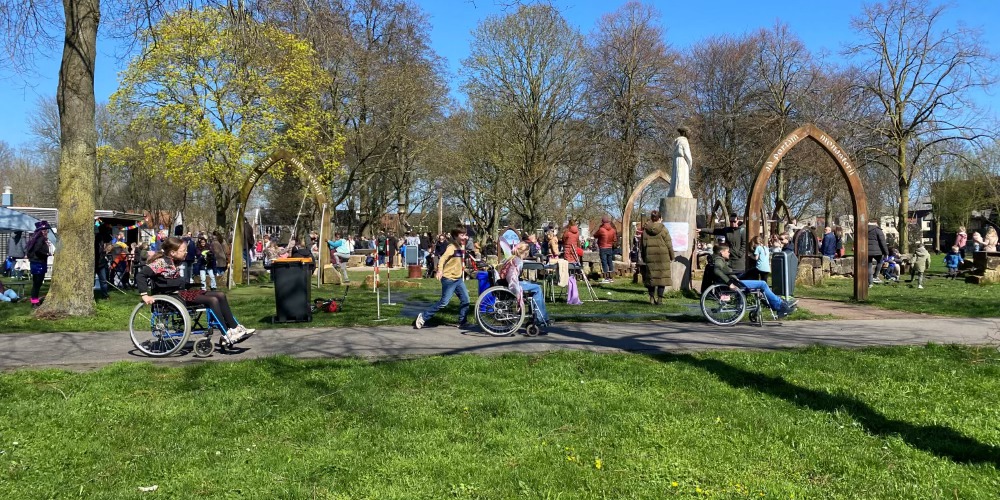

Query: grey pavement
2;316;998;371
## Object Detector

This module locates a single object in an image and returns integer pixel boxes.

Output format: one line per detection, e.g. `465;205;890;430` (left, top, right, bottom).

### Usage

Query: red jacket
594;223;617;249
561;225;580;262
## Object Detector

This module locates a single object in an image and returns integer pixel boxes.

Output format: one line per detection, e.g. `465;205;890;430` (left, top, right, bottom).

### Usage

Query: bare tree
584;1;677;218
685;33;763;215
846;0;997;252
462;3;585;230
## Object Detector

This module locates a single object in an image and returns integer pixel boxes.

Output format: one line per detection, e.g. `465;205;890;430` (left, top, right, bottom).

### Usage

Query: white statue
668;126;693;198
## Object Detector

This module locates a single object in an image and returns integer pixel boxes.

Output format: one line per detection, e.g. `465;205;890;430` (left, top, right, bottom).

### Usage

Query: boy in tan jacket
414;226;470;329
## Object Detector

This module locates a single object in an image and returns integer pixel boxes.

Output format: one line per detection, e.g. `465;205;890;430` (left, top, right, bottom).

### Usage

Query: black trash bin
272;257;312;322
771;250;798;297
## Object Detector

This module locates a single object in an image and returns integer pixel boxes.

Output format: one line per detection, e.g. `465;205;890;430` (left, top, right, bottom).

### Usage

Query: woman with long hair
25;220;53;308
137;237;254;345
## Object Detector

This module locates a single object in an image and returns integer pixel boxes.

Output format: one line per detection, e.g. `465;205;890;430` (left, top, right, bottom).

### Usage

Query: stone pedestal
660;196;698;292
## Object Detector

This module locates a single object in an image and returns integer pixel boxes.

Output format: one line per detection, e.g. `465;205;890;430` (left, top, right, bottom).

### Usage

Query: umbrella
0;207;59;244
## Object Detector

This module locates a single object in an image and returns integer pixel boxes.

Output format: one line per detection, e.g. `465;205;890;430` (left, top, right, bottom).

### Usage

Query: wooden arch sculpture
745;124;869;300
621;170;671;266
710;199;729;229
229;150;333;286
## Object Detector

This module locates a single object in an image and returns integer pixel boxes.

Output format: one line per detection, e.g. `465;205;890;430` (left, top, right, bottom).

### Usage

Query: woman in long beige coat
641;210;675;304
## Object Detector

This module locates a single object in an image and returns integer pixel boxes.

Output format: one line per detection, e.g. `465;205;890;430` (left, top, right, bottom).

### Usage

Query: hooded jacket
640;221;675;287
594;222;617;249
912;246;930;273
561;225;580;262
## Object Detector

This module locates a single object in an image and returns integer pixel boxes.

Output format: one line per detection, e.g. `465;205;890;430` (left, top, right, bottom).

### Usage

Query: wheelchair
128;294;243;357
475;270;546;337
700;280;776;327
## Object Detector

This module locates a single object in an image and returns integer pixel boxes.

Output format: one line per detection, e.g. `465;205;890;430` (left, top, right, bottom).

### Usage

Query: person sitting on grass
944;245;964;279
0;280;19;303
137;236;255;346
712;242;797;318
881;249;901;282
413;226;470;330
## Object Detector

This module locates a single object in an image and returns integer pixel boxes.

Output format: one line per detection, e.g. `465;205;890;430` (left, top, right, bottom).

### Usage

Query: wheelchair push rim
129;295;192;357
475;286;526;337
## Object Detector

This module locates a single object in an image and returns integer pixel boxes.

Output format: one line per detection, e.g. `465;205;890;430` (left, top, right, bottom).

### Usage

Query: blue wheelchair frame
131;294;241;357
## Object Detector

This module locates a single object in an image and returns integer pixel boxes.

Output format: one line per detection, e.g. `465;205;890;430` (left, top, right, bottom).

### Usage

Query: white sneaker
233;325;255;343
918;285;924;289
413;314;425;329
224;328;241;345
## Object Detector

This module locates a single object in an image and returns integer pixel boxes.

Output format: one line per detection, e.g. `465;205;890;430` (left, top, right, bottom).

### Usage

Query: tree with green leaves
108;7;340;229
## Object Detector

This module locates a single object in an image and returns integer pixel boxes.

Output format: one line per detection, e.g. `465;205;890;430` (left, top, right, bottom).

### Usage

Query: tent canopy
0;207;58;243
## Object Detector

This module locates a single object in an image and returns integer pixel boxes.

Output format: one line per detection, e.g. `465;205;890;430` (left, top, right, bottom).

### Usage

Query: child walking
910;242;930;289
748;235;771;282
944;246;964;279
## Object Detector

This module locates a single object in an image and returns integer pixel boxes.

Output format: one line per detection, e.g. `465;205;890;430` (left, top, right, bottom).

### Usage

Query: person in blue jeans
712;243;796;318
500;243;550;326
414;227;470;329
0;280;19;302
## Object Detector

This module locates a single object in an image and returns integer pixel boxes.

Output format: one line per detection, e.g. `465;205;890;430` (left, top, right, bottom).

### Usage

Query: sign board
664;222;689;253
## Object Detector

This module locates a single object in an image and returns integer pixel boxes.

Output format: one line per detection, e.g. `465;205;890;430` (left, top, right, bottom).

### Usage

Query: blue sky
0;0;997;147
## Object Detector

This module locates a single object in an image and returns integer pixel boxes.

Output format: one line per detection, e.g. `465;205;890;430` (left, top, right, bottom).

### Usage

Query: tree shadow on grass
470;326;1000;470
655;352;1000;468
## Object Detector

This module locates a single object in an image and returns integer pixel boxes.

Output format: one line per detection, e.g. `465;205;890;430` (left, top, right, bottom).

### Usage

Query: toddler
944;245;964;279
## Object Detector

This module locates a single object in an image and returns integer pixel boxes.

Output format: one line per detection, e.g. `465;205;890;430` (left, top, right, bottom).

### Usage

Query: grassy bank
797;259;1000;317
2;346;998;498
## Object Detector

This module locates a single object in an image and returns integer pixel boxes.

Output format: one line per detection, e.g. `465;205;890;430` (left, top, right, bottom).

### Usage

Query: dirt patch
796;297;926;320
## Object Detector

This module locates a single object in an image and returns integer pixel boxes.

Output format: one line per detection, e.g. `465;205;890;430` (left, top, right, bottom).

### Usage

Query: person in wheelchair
137;237;255;345
499;242;551;327
711;242;797;318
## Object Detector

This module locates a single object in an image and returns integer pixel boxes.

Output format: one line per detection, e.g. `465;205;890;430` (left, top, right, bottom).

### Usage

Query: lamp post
436;180;443;235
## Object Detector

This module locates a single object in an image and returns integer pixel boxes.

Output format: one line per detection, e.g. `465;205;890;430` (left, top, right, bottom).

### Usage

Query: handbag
13;259;30;272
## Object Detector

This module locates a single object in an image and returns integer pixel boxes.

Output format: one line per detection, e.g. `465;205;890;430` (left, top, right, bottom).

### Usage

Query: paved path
2;316;997;371
794;298;914;320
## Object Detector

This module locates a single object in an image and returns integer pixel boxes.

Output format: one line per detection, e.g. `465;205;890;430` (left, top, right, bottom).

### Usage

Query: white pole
317;203;327;289
227;203;241;290
384;265;396;305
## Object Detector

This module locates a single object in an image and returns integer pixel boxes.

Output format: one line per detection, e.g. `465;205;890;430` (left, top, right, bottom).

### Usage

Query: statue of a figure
668;126;693;198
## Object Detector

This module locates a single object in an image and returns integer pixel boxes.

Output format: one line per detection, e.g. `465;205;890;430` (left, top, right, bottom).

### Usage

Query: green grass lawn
2;346;998;498
0;271;821;334
797;259;1000;317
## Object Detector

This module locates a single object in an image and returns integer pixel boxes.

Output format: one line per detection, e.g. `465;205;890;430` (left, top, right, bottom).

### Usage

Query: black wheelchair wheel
475;286;526;337
700;284;746;326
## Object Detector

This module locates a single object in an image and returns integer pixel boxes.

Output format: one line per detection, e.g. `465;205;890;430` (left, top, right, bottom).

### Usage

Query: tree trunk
37;0;100;318
897;180;910;254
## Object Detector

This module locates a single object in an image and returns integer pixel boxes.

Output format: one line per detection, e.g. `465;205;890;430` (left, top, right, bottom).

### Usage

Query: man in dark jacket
699;214;746;275
867;221;889;286
819;226;837;259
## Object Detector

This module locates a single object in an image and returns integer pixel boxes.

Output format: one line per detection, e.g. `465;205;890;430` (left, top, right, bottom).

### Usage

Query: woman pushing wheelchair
136;236;255;346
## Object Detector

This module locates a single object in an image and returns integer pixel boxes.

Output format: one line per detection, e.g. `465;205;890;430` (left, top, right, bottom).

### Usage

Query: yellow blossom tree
108;7;342;229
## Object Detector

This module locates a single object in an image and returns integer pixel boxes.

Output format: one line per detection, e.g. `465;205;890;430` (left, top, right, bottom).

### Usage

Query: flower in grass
671;482;679;488
696;486;703;494
715;417;722;424
594;458;602;470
